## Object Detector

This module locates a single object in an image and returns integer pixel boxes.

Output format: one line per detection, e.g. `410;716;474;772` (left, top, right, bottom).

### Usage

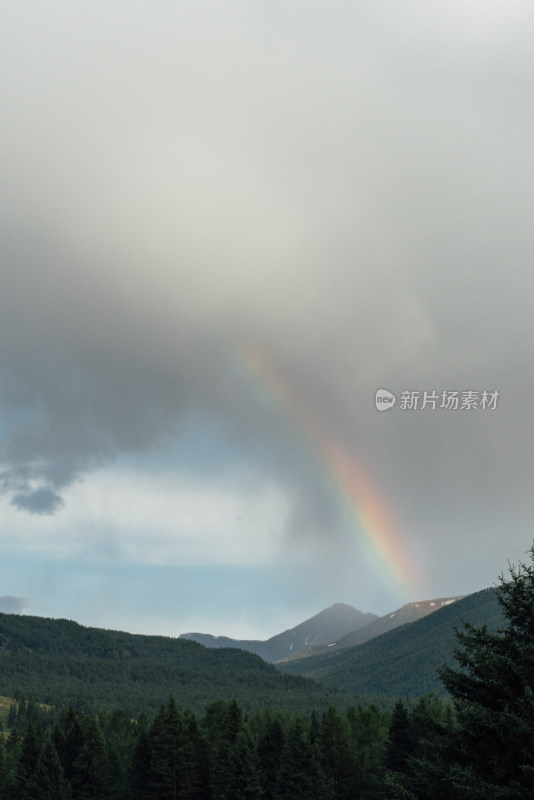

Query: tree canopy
387;545;534;799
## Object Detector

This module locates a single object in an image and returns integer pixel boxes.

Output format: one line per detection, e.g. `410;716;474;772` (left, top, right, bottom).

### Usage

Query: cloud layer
1;2;534;619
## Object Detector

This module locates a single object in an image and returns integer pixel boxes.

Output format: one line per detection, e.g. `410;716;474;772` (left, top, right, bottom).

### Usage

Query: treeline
0;614;348;717
0;693;456;799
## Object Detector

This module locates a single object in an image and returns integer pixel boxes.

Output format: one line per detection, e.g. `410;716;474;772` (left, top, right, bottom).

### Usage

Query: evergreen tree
107;740;123;800
319;706;356;800
398;696;453;800
26;736;71;800
436;547;534;798
223;729;261;800
348;704;388;798
54;706;85;787
256;713;284;799
149;696;185;800
394;546;534;800
181;711;210;800
26;697;39;724
1;727;21;800
274;716;331;800
308;710;320;748
130;726;153;800
16;722;41;798
227;698;244;742
385;700;412;774
204;699;244;800
5;727;19;753
17;698;28;723
0;732;7;794
7;702;17;730
71;714;112;799
101;708;137;800
2;766;19;800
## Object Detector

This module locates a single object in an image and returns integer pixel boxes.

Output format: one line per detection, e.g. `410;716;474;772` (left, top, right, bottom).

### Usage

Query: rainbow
233;344;416;594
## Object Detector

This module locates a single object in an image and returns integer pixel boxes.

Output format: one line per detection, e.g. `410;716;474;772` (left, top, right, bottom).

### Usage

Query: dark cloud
11;487;64;516
0;2;533;594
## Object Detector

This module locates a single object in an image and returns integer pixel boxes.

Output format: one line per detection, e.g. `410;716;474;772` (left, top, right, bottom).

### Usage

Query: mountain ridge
276;596;465;663
180;602;377;663
180;595;467;664
277;588;504;697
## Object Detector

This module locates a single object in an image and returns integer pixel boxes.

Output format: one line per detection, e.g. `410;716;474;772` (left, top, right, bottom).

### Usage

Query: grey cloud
0;596;28;614
11;487;64;516
0;2;533;591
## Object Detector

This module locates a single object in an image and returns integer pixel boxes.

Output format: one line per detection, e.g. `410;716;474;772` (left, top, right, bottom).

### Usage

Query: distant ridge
277;588;503;697
180;603;377;663
276;596;465;663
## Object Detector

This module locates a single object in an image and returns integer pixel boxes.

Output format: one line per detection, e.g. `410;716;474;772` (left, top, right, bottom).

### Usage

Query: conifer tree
256;713;284;799
226;698;244;745
392;546;534;800
17;698;27;723
222;729;261;800
54;706;85;788
398;696;454;800
149;696;185;800
101;707;137;799
16;722;40;798
7;702;17;730
274;716;331;800
26;736;71;800
181;711;210;800
71;714;112;799
319;706;356;800
0;731;6;794
204;699;244;800
5;727;19;753
436;546;534;798
385;700;412;774
348;704;388;799
2;729;21;800
130;725;153;800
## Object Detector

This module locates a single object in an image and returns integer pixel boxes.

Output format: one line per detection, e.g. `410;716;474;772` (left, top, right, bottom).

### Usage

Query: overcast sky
1;1;533;639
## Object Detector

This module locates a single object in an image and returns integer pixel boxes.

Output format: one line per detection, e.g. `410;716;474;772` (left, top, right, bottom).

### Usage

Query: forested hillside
0;613;346;717
278;588;503;696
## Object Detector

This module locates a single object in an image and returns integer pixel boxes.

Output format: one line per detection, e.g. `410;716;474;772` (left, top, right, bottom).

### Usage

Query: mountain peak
276;595;467;663
180;603;378;662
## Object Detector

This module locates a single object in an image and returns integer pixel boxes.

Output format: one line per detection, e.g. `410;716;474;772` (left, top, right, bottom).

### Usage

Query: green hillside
0;612;348;716
277;588;503;697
